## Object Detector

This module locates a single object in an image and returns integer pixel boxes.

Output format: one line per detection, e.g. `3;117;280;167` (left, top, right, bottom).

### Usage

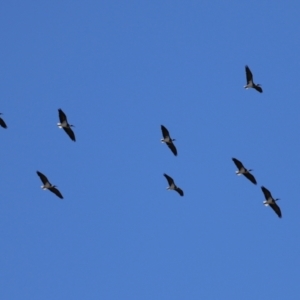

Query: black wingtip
176;188;184;196
249;175;257;185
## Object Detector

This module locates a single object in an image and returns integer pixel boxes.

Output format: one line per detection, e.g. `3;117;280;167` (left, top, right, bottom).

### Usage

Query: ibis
163;173;184;196
161;125;177;156
232;158;257;184
261;186;281;218
36;171;64;199
57;109;76;141
244;65;263;93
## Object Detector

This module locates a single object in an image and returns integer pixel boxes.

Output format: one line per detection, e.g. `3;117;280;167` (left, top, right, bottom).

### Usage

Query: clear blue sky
1;1;300;299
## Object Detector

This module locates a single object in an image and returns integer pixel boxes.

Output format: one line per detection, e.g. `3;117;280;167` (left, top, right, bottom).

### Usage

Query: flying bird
57;109;76;141
36;171;64;199
163;173;184;196
0;113;7;129
244;65;263;93
261;186;281;218
232;158;257;185
161;125;177;156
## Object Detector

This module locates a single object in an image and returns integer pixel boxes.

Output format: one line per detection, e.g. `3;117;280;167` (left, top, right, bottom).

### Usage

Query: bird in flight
57;109;76;141
232;158;257;185
261;186;281;218
244;65;263;93
163;173;184;196
36;171;64;199
161;125;177;156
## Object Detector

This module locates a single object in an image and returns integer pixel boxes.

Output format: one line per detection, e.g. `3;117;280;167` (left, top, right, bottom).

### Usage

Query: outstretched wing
37;171;49;185
0;117;7;128
232;158;244;170
163;173;174;186
270;202;282;218
261;186;272;200
254;85;263;93
49;187;64;199
161;125;170;139
243;172;257;185
175;187;184;196
167;142;177;156
245;65;253;83
58;109;67;123
63;127;76;142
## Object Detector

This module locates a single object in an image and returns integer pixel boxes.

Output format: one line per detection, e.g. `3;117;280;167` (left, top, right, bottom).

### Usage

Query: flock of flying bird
160;65;282;218
0;66;281;217
1;108;75;200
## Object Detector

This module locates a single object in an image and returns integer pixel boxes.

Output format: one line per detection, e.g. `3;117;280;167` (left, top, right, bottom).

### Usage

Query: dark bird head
248;169;253;172
70;124;75;127
275;198;280;202
172;138;176;141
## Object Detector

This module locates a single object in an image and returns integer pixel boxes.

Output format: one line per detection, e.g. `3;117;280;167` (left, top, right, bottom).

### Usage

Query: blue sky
1;1;300;299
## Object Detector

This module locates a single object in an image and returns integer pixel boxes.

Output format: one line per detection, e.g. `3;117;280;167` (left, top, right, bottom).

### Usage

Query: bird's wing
0;117;7;128
243;172;257;185
63;127;76;142
163;173;174;186
58;109;67;123
161;125;170;139
49;187;64;199
270;202;282;218
37;171;49;185
167;142;177;156
232;158;244;169
175;187;184;196
261;186;272;200
254;85;263;93
245;65;253;83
